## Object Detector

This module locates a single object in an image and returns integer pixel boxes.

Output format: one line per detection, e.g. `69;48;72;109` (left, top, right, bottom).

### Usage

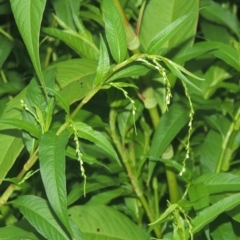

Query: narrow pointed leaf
39;130;72;237
42;28;99;60
213;42;240;71
163;58;202;91
140;0;198;50
192;193;240;234
148;103;189;183
9;0;46;90
107;64;150;82
146;11;196;54
75;122;120;165
0;118;39;138
0;35;13;68
193;173;240;194
173;42;218;64
102;0;127;63
0;89;26;182
12;195;71;240
94;36;110;85
200;1;240;38
46;88;70;114
51;0;78;30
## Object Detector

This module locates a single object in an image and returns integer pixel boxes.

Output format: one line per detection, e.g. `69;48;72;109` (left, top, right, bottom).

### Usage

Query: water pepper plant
0;0;240;239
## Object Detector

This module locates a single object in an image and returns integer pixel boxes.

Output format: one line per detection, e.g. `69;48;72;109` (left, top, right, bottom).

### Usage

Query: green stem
0;148;39;207
153;177;159;218
1;85;102;205
0;28;13;41
215;108;240;173
109;109;161;238
162;145;180;203
148;106;160;129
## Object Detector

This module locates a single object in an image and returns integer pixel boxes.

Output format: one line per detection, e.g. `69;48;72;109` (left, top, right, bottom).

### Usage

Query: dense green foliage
0;0;239;239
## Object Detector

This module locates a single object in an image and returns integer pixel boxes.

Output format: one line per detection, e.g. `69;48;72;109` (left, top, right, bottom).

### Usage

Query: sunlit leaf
9;0;47;91
102;0;127;63
146;11;197;54
94;35;110;85
140;0;198;51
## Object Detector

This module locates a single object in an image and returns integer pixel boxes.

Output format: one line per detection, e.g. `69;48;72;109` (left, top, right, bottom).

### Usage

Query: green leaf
68;174;121;205
0;226;40;240
87;188;128;205
210;216;236;240
200;18;232;44
12;195;71;240
0;35;13;68
102;0;127;63
72;109;108;128
94;36;110;86
173;42;218;64
46;87;70;114
9;0;47;91
148;103;189;183
140;0;198;51
53;58;97;88
213;42;240;71
75;122;120;165
149;157;192;181
39;130;73;237
192;193;240;234
149;204;178;227
50;58;97;105
188;183;209;211
107;63;150;82
146;11;197;54
42;28;99;60
200;1;240;38
0;134;24;183
0;118;39;138
69;205;150;240
193;173;240;194
51;0;80;31
0;88;26;182
163;58;202;91
199;130;222;173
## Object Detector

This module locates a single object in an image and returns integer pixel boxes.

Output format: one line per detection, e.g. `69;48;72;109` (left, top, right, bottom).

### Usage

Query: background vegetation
0;0;239;239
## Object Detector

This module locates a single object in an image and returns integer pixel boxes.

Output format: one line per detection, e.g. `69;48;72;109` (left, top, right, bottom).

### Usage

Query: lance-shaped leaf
192;193;240;234
75;122;120;165
147;103;189;184
12;195;71;240
42;28;99;60
102;0;127;63
39;130;72;237
163;58;202;91
146;11;196;54
9;0;46;91
94;36;110;86
0;119;39;138
0;226;39;240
